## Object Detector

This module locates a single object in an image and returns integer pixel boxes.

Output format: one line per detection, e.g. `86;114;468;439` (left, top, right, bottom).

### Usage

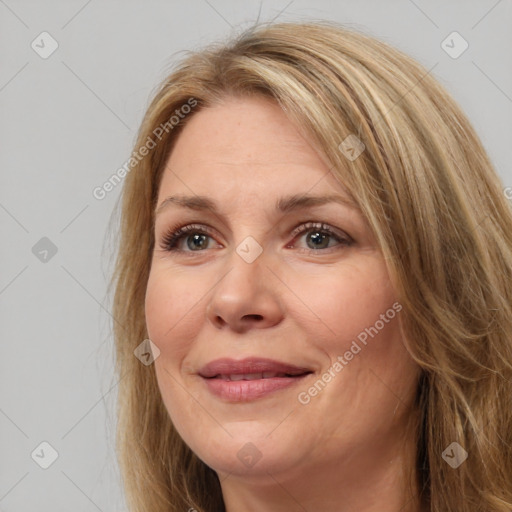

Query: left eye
288;222;353;252
159;222;353;254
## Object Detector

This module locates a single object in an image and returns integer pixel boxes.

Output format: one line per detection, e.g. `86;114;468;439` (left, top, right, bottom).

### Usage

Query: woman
109;20;512;512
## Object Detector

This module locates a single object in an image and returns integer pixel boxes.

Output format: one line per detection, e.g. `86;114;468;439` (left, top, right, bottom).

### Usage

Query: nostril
244;314;263;321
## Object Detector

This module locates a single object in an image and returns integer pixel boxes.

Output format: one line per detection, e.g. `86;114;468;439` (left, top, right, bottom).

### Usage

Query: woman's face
145;96;420;486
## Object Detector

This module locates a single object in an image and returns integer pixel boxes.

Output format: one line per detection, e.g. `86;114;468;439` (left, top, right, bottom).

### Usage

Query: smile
198;358;313;401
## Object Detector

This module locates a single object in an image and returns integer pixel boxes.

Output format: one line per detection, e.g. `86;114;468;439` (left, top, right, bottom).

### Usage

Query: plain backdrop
1;1;511;510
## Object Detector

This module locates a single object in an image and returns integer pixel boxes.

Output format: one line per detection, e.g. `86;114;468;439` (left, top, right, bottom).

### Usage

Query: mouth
198;357;314;402
208;371;310;381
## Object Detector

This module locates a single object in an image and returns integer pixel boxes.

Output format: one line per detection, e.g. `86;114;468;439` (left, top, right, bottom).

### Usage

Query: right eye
159;223;220;253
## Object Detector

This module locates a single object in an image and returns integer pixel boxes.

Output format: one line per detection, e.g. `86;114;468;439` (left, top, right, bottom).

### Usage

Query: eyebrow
155;193;360;216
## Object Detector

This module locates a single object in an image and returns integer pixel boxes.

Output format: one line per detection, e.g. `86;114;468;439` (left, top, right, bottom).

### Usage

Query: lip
198;357;312;378
198;357;313;402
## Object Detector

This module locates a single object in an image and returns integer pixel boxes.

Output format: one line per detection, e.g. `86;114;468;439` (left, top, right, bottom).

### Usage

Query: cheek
144;268;205;360
293;259;397;352
144;270;204;425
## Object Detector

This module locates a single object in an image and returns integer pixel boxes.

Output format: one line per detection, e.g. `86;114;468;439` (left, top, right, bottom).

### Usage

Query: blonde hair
109;20;512;512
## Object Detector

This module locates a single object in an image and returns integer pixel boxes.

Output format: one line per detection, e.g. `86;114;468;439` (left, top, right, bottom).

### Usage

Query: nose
205;245;284;333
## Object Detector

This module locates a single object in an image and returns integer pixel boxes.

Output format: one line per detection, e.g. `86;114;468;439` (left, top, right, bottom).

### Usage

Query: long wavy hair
108;20;512;512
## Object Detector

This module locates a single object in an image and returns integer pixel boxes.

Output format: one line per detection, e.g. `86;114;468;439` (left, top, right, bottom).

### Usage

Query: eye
158;221;353;255
159;223;218;253
288;222;353;252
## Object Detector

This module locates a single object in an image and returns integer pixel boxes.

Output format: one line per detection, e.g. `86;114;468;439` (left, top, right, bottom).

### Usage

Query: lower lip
201;375;310;402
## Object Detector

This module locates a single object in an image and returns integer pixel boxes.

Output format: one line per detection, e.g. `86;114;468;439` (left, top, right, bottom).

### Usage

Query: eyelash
158;221;353;255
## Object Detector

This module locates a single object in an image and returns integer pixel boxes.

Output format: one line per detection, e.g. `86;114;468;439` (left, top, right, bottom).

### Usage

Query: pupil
308;231;328;249
188;234;207;250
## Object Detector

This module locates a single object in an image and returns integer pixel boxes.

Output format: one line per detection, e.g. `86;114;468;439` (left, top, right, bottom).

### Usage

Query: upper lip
198;357;313;378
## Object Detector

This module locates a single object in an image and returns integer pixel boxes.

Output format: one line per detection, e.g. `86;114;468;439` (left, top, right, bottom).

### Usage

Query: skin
145;96;423;512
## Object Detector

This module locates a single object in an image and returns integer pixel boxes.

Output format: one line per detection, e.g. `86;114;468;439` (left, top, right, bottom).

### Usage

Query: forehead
159;96;353;201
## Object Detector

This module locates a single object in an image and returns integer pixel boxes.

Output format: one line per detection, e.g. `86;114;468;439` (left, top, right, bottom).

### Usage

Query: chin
183;424;298;477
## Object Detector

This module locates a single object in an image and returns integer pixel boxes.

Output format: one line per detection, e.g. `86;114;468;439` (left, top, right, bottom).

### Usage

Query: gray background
1;1;511;510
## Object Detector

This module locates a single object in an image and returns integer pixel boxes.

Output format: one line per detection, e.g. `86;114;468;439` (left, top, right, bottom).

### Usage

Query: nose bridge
217;233;269;297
